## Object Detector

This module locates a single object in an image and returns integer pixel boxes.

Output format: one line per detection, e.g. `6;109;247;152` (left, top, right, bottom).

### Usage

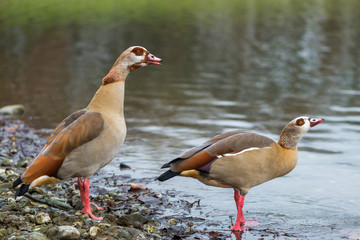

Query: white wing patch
220;147;260;157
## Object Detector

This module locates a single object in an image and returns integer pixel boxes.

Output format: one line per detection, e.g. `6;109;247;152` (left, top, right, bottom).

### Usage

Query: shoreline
0;116;231;239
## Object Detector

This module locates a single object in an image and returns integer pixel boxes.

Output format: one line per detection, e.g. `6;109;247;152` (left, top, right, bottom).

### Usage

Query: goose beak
309;118;324;128
146;52;162;65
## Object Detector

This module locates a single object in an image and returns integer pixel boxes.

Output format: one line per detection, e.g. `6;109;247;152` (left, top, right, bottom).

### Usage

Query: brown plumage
13;46;162;220
158;116;323;231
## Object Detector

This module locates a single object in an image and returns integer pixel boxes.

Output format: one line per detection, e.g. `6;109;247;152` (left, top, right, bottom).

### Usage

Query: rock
89;226;100;237
47;226;80;240
104;213;116;222
126;227;144;238
0;182;13;188
118;212;148;227
143;224;158;233
168;218;177;225
8;236;28;240
117;230;131;239
34;212;51;225
28;232;49;240
0;158;13;167
0;104;25;116
0;228;8;238
16;157;31;168
71;195;83;210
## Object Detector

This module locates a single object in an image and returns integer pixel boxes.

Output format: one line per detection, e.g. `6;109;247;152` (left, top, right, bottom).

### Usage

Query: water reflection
1;0;360;238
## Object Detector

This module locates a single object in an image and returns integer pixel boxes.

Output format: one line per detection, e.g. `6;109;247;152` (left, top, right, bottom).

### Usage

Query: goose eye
296;118;305;126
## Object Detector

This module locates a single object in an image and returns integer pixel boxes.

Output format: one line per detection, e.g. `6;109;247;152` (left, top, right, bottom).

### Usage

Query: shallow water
1;1;360;239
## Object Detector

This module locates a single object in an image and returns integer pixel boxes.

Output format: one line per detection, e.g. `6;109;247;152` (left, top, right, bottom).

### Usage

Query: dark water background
1;1;360;239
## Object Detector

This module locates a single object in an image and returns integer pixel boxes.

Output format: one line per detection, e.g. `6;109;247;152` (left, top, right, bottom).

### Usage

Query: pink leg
231;189;246;231
77;177;103;220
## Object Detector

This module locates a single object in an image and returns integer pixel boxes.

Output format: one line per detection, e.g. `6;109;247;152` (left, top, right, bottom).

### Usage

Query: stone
34;212;51;224
89;226;100;237
0;158;13;167
8;235;28;240
168;218;177;225
47;226;80;240
28;232;49;240
0;228;8;238
104;213;116;222
16;157;31;168
126;227;144;238
117;230;131;239
118;212;148;227
0;104;25;115
0;182;12;188
143;224;158;233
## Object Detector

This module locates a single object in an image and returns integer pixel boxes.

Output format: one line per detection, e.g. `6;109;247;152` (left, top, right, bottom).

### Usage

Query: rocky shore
0;116;229;240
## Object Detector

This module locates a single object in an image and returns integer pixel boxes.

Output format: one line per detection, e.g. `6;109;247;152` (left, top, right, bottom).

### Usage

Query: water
1;0;360;239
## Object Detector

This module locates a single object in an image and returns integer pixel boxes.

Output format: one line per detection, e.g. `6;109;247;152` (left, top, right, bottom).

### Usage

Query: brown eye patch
131;47;144;56
296;118;305;126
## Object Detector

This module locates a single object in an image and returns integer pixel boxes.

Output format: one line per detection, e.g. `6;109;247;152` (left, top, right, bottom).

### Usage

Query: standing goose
158;116;323;231
13;46;162;220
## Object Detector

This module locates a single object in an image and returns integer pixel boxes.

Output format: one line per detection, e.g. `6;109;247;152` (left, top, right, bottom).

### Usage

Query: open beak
309;118;324;128
146;52;162;65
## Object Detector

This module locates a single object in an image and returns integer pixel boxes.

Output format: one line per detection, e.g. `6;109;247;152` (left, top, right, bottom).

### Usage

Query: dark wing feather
205;132;274;156
161;131;275;174
161;130;248;169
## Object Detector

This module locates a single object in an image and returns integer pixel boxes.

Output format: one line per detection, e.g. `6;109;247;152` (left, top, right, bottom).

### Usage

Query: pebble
168;218;177;225
34;212;51;225
0;158;13;167
89;226;100;237
118;212;148;227
28;231;49;240
47;226;80;240
0;104;25;116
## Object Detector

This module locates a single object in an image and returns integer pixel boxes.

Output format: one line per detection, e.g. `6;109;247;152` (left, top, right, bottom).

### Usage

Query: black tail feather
15;184;30;197
13;177;22;188
157;170;181;182
161;158;183;169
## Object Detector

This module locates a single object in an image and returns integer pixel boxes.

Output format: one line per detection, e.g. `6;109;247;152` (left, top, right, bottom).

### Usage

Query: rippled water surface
1;1;360;239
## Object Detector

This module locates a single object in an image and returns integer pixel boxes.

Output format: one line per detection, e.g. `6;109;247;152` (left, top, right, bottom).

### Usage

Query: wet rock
117;230;131;239
143;223;158;233
89;226;100;237
8;236;28;240
0;158;13;167
33;225;49;234
104;213;116;222
118;212;148;227
71;195;83;210
0;104;25;116
16;157;31;168
2;202;19;212
126;227;145;238
0;228;8;238
47;226;80;240
0;182;13;188
168;218;177;225
28;232;49;240
49;197;73;210
97;223;111;229
33;212;51;225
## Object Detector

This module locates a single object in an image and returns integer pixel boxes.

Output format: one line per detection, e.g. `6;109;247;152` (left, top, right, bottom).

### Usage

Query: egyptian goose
13;46;162;220
158;116;323;231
